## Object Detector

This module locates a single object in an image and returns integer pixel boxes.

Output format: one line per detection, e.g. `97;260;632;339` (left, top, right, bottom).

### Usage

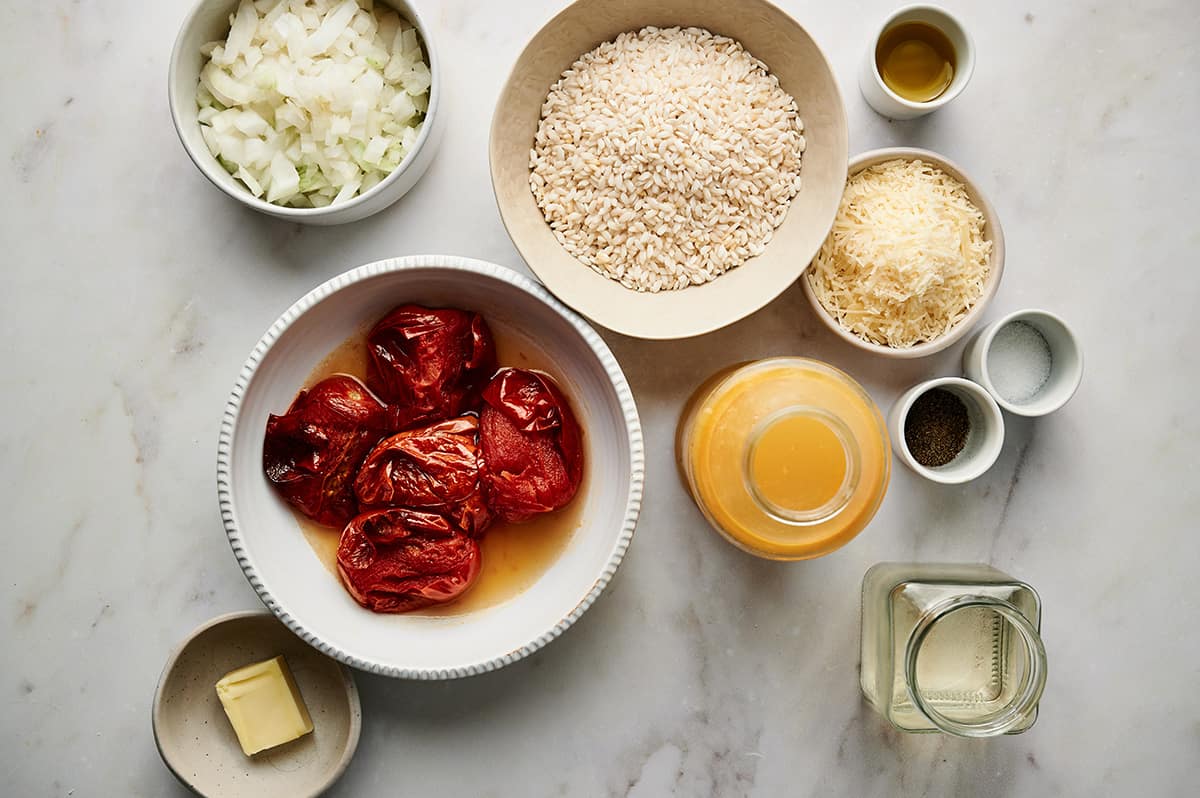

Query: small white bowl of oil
859;4;976;120
962;309;1083;417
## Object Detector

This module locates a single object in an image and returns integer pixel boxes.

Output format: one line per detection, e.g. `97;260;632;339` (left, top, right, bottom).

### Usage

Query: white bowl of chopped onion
169;0;442;225
801;147;1005;358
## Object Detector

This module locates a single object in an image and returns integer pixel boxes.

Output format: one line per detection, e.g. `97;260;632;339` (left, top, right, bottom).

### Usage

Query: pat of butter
215;655;314;756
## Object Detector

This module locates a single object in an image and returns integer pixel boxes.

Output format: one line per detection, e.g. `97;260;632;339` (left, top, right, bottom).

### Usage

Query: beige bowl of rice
801;148;1006;359
489;0;847;340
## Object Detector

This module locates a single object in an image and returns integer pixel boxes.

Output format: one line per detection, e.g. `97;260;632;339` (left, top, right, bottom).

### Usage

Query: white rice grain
529;27;805;292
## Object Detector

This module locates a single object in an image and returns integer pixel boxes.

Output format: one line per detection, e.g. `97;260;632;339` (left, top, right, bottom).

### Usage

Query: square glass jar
860;563;1046;737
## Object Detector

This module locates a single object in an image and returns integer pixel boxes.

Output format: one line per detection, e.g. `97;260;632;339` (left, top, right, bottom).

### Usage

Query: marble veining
1;0;1198;795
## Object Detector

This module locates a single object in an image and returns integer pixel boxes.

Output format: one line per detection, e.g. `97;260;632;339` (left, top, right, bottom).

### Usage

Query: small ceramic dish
218;255;643;678
801;147;1005;359
490;0;848;339
153;611;361;798
888;377;1004;484
168;0;443;225
858;4;976;120
962;309;1083;417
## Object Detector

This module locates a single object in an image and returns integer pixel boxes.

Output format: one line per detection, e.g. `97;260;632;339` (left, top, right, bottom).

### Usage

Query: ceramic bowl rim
971;307;1084;416
167;0;442;220
866;4;977;111
891;376;1005;484
800;146;1006;359
151;609;363;798
216;255;645;679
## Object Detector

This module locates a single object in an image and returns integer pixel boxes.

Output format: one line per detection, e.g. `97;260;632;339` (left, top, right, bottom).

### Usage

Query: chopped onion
197;0;430;208
306;0;358;56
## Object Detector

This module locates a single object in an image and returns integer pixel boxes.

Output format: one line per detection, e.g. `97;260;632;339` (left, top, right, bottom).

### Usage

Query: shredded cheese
806;159;992;348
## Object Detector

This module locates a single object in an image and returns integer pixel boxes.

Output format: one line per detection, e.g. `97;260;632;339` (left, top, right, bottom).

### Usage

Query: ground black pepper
904;388;970;467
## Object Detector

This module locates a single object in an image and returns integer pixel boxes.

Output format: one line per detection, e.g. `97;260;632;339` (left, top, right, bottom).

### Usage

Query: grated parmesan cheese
806;159;992;348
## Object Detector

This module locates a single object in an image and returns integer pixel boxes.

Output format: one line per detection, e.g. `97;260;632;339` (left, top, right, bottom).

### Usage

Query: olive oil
293;319;586;613
875;21;956;103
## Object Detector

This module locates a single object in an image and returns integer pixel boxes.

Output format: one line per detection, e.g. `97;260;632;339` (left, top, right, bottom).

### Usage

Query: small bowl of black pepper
887;377;1004;483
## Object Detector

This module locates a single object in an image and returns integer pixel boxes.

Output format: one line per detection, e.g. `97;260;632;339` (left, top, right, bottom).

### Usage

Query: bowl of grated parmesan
801;148;1005;358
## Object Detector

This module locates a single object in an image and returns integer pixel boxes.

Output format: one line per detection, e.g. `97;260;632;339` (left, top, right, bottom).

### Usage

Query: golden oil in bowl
875;21;956;103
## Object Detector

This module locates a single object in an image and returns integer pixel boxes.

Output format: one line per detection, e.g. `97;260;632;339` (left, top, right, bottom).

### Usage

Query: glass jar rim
677;356;891;560
742;405;862;525
903;594;1047;737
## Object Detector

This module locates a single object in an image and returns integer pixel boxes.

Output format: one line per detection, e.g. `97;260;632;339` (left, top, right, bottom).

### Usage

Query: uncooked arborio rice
529;26;805;292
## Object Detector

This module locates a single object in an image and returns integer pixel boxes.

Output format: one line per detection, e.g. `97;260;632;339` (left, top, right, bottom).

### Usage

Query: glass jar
676;358;890;560
860;563;1047;737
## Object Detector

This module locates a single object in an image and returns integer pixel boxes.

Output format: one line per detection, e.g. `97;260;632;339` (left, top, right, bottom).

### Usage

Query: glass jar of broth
860;563;1047;737
676;358;890;560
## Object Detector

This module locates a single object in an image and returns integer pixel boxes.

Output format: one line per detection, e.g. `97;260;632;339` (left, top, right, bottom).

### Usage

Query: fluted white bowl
218;256;644;678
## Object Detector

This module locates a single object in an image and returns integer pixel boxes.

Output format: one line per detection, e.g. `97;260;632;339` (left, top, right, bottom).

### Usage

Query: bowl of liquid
676;358;890;560
858;4;975;120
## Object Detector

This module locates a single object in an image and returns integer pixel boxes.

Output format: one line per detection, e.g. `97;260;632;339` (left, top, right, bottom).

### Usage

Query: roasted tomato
263;376;389;527
366;305;497;427
353;416;491;536
480;368;584;523
337;507;482;613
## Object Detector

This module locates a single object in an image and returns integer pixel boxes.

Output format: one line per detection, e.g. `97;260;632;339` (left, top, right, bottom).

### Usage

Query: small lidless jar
860;563;1048;737
676;358;890;560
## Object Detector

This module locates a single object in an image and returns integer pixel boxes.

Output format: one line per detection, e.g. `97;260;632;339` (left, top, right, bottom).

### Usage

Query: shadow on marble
599;280;957;413
208;168;452;287
815;700;1037;798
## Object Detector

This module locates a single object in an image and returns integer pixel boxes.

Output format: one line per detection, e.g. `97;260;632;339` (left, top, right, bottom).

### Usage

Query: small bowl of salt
962;309;1083;417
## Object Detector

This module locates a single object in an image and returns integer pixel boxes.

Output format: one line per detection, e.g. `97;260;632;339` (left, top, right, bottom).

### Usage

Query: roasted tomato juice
289;315;587;616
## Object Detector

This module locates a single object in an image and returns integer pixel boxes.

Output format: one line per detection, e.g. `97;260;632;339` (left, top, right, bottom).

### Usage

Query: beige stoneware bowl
490;0;848;340
801;147;1006;359
152;611;361;798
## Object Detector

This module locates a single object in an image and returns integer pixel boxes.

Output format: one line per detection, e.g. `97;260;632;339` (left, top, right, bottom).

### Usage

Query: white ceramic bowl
169;0;443;225
218;256;644;678
858;4;976;121
962;308;1083;417
887;377;1004;484
801;147;1005;359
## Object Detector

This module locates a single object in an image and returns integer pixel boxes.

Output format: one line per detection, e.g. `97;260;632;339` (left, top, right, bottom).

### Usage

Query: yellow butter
215;655;314;756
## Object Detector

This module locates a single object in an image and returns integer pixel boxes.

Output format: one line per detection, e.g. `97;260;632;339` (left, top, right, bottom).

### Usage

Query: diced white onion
306;0;358;56
362;135;390;164
218;0;259;65
237;166;265;197
197;0;429;207
267;150;301;202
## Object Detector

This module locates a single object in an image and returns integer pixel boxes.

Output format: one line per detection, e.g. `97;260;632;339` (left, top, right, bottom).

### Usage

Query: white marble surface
2;0;1198;795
